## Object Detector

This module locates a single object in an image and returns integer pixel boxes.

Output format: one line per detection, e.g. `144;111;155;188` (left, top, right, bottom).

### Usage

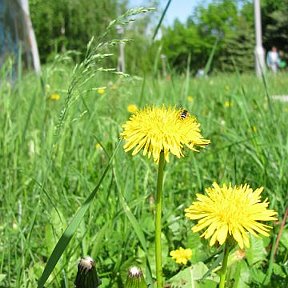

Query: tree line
29;0;288;74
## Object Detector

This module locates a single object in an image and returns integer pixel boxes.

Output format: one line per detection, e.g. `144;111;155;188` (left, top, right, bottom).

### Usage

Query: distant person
266;46;280;73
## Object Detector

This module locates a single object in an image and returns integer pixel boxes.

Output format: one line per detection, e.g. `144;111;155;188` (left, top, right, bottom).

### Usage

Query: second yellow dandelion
185;182;277;249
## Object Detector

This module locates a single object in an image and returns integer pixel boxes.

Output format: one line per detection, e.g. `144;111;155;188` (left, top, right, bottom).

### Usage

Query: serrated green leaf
45;208;66;253
279;228;288;250
198;279;218;288
229;260;250;288
272;263;287;278
245;235;266;266
167;262;219;288
250;267;266;284
0;274;6;283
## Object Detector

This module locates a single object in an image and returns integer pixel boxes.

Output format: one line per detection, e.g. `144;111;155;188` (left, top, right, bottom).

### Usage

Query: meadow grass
0;61;287;287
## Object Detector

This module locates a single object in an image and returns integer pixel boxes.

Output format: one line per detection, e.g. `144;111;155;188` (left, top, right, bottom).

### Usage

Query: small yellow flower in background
127;104;138;114
187;96;193;103
121;106;210;163
251;126;257;132
95;143;102;150
96;87;106;95
170;247;192;265
224;101;233;108
50;93;61;101
185;182;277;249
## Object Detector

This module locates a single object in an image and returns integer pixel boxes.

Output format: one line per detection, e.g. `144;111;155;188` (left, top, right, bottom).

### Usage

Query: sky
129;0;207;26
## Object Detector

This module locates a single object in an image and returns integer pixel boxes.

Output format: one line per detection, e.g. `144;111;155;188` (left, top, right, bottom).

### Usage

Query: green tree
29;0;119;62
194;0;240;72
160;0;254;73
161;20;208;73
262;0;288;56
218;1;255;72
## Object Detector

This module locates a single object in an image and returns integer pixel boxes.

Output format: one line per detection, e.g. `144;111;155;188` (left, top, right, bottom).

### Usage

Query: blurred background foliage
29;0;288;74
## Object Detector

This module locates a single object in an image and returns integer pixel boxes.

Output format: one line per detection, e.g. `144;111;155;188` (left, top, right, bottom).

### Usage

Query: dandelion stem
219;242;230;288
155;150;165;288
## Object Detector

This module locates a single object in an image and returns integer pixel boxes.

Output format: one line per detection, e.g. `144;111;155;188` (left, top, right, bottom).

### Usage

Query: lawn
0;58;287;287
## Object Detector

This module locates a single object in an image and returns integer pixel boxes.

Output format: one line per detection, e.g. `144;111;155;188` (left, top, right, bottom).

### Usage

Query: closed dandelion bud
75;256;101;288
125;266;147;288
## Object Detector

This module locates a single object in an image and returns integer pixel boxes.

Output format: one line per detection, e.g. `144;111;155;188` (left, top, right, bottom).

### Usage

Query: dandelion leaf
167;262;218;288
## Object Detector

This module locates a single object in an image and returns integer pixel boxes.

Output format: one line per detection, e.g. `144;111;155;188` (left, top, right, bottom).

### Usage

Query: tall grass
0;56;287;287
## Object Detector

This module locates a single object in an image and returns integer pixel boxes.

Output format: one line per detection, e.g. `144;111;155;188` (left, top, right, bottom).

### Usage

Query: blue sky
129;0;207;26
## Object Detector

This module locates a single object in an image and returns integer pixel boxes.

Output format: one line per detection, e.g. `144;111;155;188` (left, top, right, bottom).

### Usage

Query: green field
0;56;288;287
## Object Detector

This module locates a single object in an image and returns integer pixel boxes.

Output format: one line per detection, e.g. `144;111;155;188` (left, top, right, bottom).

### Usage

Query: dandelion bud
75;256;101;288
125;266;147;288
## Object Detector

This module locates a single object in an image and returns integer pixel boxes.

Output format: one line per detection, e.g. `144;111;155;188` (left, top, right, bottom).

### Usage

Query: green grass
0;60;288;287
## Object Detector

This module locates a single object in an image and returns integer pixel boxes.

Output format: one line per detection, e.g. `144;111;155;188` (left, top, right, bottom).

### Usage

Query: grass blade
152;0;172;40
204;37;219;75
113;167;153;285
37;141;121;288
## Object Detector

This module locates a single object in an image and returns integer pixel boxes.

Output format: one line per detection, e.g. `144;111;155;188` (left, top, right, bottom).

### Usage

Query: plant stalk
219;242;230;288
155;151;165;288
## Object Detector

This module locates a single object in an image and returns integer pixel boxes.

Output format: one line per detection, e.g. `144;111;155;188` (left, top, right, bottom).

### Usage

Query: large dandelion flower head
121;106;210;163
185;182;277;249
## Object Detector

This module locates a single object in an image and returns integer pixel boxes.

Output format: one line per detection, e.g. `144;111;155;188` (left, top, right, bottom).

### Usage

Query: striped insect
179;109;190;120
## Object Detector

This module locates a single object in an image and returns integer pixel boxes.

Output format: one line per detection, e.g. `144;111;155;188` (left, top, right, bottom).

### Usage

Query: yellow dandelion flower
50;93;61;101
127;104;138;114
187;96;193;103
96;87;106;95
121;106;210;163
185;182;277;249
170;247;192;265
224;101;232;108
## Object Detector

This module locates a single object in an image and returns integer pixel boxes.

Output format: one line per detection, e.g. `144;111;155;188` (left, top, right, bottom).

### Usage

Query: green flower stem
219;242;230;288
155;151;165;288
